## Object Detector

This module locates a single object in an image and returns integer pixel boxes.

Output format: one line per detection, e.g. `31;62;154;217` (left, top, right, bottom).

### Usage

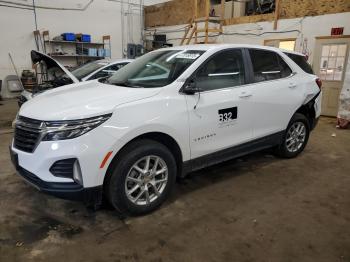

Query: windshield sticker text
176;53;201;60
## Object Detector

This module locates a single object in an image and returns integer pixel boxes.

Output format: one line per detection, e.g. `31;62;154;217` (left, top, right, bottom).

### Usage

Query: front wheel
105;139;177;216
275;113;310;158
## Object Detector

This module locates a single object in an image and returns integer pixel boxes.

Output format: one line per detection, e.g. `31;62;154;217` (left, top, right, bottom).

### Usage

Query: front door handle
288;82;297;89
239;91;252;98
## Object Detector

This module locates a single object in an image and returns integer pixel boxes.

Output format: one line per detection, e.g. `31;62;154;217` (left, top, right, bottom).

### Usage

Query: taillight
315;78;322;90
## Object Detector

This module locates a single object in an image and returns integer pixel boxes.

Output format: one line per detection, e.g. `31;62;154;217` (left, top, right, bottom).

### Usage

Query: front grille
49;158;76;179
14;116;42;153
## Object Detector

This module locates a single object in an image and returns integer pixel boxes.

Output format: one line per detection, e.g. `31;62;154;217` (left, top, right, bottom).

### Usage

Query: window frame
244;48;295;84
263;38;296;51
318;43;347;82
180;48;250;93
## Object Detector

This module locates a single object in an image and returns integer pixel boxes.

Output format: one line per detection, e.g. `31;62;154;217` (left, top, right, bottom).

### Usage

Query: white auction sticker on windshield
176;53;200;60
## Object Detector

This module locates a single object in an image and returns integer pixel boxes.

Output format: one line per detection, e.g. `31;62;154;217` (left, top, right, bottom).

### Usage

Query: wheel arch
104;132;184;186
294;98;317;130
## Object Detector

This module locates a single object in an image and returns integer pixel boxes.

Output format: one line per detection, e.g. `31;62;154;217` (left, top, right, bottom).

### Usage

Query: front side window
109;63;129;71
249;49;292;82
107;50;205;88
195;49;245;91
71;61;108;80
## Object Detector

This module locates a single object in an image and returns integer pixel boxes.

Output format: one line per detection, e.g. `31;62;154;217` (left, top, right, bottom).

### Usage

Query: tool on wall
33;30;45;52
8;53;25;90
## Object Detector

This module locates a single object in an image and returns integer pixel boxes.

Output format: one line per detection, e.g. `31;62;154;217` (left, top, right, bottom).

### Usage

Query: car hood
19;80;161;121
31;50;79;84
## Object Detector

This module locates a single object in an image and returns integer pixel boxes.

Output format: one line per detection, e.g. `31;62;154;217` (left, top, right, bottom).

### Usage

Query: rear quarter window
285;53;314;74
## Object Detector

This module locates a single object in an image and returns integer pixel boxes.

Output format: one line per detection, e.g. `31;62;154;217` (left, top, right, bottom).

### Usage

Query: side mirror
182;79;201;95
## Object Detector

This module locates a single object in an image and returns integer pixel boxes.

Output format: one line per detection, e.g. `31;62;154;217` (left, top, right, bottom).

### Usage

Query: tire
104;139;177;216
275;113;310;158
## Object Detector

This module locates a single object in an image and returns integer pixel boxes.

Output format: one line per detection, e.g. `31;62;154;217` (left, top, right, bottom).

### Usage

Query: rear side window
196;49;245;91
285;53;314;74
248;49;292;82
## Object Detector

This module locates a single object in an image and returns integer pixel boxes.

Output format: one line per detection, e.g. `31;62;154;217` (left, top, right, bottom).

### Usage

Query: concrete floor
0;99;350;262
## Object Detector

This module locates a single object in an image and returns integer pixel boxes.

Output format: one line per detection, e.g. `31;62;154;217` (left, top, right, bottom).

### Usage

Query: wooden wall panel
224;13;275;26
281;0;350;18
145;0;350;28
144;0;207;28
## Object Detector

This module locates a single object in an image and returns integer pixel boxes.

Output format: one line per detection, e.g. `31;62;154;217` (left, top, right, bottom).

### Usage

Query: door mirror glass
182;79;201;94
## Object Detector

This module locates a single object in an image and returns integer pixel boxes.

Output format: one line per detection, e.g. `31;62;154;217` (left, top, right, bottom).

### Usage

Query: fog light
73;160;83;185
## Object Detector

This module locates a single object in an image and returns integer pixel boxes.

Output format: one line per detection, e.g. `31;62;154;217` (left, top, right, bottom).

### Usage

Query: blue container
80;34;91;43
88;48;97;57
97;48;105;57
61;33;76;41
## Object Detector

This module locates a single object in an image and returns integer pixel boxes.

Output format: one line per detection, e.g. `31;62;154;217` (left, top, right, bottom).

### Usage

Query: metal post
32;0;38;31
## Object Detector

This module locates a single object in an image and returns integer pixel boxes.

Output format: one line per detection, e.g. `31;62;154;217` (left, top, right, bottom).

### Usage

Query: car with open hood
18;50;133;106
10;44;322;215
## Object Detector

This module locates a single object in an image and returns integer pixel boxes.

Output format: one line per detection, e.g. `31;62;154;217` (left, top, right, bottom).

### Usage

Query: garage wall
0;0;144;81
145;12;350;66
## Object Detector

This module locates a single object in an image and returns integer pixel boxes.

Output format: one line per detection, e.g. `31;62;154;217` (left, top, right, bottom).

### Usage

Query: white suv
10;44;322;215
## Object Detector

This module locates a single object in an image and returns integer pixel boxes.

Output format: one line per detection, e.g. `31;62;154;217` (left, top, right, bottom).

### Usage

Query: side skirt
182;131;284;176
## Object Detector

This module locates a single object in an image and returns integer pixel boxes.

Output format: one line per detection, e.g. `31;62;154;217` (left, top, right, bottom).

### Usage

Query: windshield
71;61;108;80
107;50;205;88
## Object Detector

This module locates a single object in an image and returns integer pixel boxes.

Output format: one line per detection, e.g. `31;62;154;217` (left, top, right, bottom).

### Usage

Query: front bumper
10;146;102;205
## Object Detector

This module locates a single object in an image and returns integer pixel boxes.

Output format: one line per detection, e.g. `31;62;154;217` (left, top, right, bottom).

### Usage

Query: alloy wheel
285;121;306;153
125;155;168;206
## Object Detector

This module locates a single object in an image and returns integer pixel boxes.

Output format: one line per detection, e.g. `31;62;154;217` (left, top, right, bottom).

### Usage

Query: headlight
12;112;19;128
42;113;112;141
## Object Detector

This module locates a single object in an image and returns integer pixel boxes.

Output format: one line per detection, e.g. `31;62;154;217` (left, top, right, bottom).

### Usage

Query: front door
313;37;350;117
185;49;253;159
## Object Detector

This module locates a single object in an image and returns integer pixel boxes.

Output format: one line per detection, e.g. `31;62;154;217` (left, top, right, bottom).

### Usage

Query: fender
297;91;321;130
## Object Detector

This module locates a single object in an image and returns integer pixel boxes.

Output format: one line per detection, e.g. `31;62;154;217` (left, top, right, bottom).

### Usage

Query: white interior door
313;37;350;117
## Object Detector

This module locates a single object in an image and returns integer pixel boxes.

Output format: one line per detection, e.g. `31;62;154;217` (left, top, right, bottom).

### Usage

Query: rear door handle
238;91;252;98
288;82;297;89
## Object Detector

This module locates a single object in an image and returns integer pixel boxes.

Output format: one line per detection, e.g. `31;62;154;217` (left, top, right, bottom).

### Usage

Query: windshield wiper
110;81;144;88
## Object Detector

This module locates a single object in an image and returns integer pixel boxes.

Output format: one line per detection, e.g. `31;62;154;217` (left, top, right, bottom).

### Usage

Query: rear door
244;48;305;139
185;48;253;159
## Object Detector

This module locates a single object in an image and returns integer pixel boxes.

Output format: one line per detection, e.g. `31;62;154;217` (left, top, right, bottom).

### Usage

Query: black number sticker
218;107;237;123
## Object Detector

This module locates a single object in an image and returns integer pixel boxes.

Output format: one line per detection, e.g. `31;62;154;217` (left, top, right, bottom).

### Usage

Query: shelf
44;40;104;46
195;17;222;23
49;54;105;58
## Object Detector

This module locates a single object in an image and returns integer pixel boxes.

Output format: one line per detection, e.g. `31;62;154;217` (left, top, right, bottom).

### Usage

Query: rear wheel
105;139;176;216
275;113;310;158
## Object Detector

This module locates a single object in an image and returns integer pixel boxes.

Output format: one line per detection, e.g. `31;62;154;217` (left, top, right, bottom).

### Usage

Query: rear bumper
10;147;102;204
310;117;320;131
